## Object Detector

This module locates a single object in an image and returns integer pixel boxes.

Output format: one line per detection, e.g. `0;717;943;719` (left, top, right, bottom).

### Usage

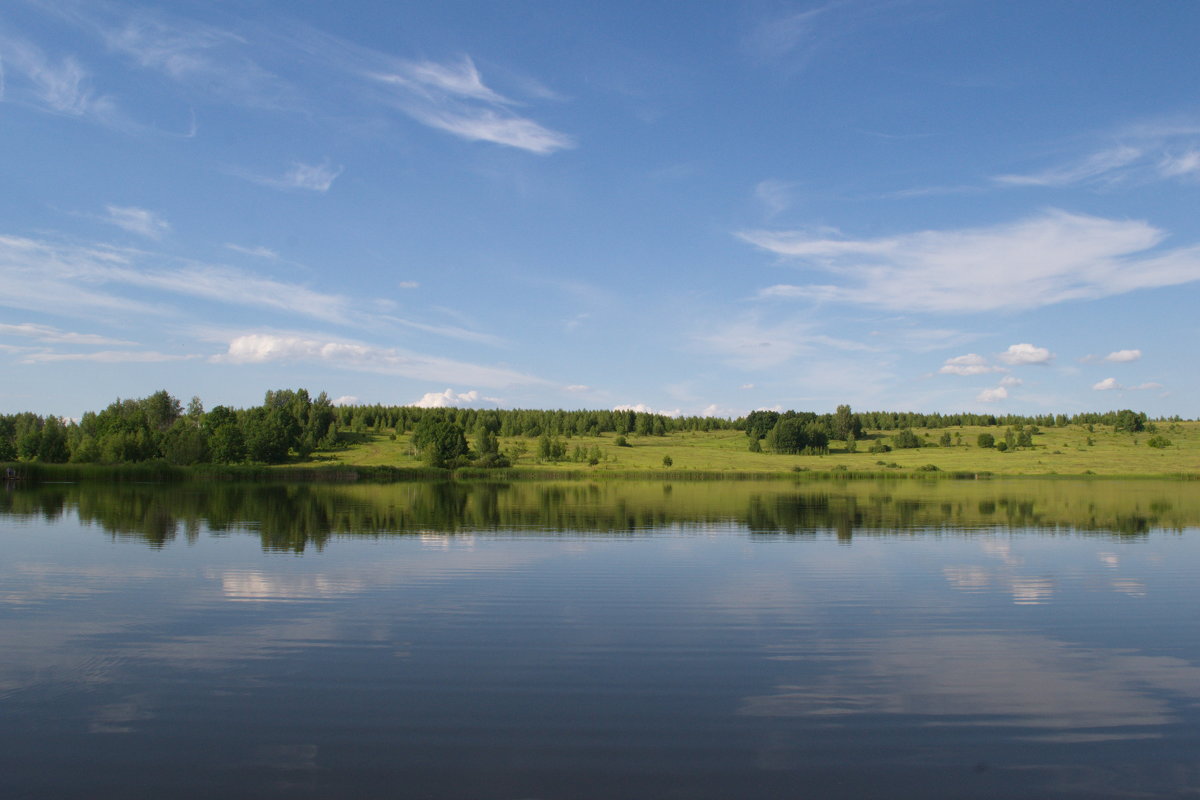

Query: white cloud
397;281;419;289
332;395;358;406
994;146;1142;187
939;353;1005;376
564;384;591;393
0;233;354;324
740;383;756;390
0;322;134;346
747;210;1200;313
998;343;1053;366
225;243;279;260
410;388;501;408
754;179;795;217
1093;377;1162;392
103;205;170;239
370;56;573;155
1159;151;1200;178
0;33;116;118
251;161;343;192
20;349;197;364
215;333;542;388
698;315;870;370
999;375;1023;387
614;403;682;418
977;386;1008;403
1105;349;1142;363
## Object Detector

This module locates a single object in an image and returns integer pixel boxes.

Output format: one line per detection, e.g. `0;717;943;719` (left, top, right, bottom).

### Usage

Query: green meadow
296;421;1200;478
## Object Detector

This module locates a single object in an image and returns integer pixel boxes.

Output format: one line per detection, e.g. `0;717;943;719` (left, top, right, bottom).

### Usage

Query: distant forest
0;388;1180;467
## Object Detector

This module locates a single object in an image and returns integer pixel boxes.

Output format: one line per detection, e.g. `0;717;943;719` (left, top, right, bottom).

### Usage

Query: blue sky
2;1;1198;419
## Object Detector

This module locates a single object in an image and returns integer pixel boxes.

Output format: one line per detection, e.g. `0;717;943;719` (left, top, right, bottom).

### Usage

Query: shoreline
6;462;1200;483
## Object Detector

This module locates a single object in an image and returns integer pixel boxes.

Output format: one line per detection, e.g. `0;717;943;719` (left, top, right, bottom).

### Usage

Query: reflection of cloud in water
217;570;367;602
739;633;1200;742
1010;576;1055;605
942;565;990;591
1098;551;1120;568
980;538;1022;566
1112;579;1146;598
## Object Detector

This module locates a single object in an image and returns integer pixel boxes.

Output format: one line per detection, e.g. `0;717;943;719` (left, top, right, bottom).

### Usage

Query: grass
290;421;1200;478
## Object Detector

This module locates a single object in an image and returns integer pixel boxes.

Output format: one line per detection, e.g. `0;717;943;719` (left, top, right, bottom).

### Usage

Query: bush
1147;435;1173;449
615;435;631;447
892;428;921;449
662;455;673;467
996;441;1009;452
869;440;891;454
915;464;940;472
977;433;995;448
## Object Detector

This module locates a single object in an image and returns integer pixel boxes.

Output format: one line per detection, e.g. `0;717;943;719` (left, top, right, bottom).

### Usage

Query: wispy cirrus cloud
696;314;870;371
369;55;573;154
214;332;543;388
0;322;134;346
103;205;170;239
0;233;351;323
746;210;1200;313
994;146;1143;187
0;32;116;119
20;349;198;364
225;243;279;260
247;160;344;192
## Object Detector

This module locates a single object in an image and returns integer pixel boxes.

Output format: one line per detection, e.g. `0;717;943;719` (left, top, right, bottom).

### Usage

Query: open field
294;421;1200;477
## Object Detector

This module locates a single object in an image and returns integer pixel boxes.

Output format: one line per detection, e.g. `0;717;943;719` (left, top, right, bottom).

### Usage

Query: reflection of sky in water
2;491;1200;798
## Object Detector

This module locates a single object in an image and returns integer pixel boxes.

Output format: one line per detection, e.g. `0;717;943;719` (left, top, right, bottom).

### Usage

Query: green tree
662;455;673;467
413;416;469;468
977;433;995;448
891;429;921;449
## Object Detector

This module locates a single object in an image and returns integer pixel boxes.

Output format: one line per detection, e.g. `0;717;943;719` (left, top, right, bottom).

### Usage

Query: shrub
977;433;995;448
1147;435;1173;449
996;441;1009;452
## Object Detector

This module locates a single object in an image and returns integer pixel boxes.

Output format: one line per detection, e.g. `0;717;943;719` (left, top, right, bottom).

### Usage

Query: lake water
2;478;1199;799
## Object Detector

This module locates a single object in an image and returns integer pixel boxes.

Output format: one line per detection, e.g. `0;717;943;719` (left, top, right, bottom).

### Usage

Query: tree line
0;388;1177;467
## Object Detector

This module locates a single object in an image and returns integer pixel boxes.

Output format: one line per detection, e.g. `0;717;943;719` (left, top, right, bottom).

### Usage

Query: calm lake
2;478;1199;799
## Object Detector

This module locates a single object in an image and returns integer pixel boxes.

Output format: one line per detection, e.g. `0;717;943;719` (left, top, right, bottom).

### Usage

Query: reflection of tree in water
1;479;1194;549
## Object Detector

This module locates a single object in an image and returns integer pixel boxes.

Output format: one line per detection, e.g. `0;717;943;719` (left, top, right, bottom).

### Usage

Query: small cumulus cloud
614;403;682;418
939;353;1005;376
564;384;591;393
999;375;1023;387
977;386;1008;403
998;343;1053;366
332;395;358;406
397;281;419;289
1106;349;1142;363
410;388;501;408
1093;378;1163;392
740;383;756;390
104;205;170;239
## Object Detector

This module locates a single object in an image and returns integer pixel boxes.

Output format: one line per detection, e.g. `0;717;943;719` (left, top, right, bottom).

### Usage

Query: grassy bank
7;421;1199;481
294;422;1200;478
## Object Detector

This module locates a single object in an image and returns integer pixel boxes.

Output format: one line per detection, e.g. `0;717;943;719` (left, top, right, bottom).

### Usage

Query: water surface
2;479;1198;798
